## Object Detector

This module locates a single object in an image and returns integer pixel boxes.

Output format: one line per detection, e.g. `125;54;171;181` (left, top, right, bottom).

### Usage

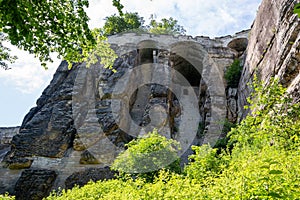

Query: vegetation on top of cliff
102;12;186;36
46;77;300;199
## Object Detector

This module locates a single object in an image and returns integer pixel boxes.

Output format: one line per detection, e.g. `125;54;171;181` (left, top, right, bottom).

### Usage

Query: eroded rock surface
14;169;57;200
0;127;19;162
65;167;116;189
1;32;248;196
239;0;300;119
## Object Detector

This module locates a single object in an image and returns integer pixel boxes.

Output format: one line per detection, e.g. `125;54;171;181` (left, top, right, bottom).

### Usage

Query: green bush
184;145;229;182
111;129;181;181
225;59;242;88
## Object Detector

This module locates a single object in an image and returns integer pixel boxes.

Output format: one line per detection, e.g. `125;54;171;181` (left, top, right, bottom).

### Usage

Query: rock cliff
1;32;246;199
2;0;300;198
0;127;19;162
238;0;300;118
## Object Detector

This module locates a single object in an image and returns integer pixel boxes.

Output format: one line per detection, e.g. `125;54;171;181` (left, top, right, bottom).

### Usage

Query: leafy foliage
0;0;124;70
293;3;300;17
46;76;300;199
0;0;95;68
225;59;242;88
112;0;124;16
102;12;144;36
111;129;181;181
0;31;16;70
184;145;228;181
0;0;186;69
147;17;186;35
102;13;186;36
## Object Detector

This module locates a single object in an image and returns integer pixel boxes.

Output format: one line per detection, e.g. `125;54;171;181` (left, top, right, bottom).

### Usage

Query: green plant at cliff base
111;129;181;182
46;77;300;199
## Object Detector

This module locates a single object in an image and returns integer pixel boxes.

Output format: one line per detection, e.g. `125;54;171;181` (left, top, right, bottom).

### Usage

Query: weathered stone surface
80;150;100;164
0;127;19;145
14;169;57;200
238;0;300;119
6;158;33;170
0;127;19;162
1;31;248;196
65;167;116;189
227;38;248;52
227;88;238;123
3;61;77;167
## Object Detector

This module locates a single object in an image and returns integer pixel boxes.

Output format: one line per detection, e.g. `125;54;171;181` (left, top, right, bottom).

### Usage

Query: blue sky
0;0;261;126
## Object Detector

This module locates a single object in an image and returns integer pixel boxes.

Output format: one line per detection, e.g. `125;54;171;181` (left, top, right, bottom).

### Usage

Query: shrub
225;59;242;88
184;145;228;182
111;129;181;181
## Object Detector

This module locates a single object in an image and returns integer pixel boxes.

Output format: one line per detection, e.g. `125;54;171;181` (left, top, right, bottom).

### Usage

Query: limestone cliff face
238;0;300;119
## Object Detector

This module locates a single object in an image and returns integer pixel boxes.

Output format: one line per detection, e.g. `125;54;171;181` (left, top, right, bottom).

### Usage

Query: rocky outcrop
238;0;300;118
0;127;19;145
0;32;248;196
4;61;77;167
0;127;19;162
65;167;116;189
14;169;57;200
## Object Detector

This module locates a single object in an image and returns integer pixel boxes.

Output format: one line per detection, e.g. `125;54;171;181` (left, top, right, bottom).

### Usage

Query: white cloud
120;0;261;36
86;0;120;29
0;44;59;94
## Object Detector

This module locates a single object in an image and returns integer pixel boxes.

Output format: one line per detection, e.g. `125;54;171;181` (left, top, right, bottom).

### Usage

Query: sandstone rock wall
0;127;19;162
0;32;248;199
238;0;300;118
0;127;19;145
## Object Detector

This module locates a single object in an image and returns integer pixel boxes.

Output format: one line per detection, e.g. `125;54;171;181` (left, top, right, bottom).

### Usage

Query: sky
0;0;262;127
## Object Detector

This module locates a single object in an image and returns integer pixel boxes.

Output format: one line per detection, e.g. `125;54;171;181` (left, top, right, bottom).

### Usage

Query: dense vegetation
0;0;96;69
43;77;300;200
111;129;181;182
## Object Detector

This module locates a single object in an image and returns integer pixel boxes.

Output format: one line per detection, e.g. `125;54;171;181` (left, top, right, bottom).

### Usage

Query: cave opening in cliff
171;55;202;87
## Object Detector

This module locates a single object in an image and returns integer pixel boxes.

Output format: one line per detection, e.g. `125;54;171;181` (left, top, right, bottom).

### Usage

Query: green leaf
269;170;283;175
260;165;269;169
269;192;281;198
293;3;300;17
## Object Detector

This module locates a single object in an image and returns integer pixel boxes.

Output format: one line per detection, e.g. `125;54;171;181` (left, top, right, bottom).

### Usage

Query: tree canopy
0;0;95;69
147;17;186;35
102;12;186;36
102;12;144;36
0;0;186;70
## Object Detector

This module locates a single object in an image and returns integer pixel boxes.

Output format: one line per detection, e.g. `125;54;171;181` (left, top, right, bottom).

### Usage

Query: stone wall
238;0;300;119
